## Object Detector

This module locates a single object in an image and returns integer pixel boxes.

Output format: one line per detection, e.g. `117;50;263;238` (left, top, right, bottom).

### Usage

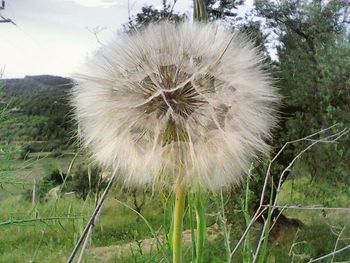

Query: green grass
0;196;92;262
1;146;350;262
0;145;166;262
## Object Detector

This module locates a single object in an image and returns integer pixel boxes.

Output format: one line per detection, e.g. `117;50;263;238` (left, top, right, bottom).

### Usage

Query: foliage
26;164;108;201
1;145;350;262
0;71;9;121
64;165;107;200
20;162;108;202
123;0;186;33
122;0;245;32
37;168;68;199
18;141;67;160
45;168;67;185
0;75;74;145
18;144;31;160
252;0;350;200
205;0;244;22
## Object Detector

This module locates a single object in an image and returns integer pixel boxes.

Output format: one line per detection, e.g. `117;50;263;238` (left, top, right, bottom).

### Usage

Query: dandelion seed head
71;22;280;191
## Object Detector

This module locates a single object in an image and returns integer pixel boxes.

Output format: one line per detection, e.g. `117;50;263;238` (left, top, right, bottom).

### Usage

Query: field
1;142;350;263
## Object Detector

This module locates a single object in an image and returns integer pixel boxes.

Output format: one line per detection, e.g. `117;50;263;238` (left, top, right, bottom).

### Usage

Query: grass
1;144;350;262
0;196;91;262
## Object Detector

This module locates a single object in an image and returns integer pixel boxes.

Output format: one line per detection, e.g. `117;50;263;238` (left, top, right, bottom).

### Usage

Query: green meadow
1;141;350;262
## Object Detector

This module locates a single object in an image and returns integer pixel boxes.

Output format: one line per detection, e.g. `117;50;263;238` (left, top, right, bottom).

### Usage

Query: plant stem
188;195;196;263
195;191;206;263
173;177;186;263
193;0;208;22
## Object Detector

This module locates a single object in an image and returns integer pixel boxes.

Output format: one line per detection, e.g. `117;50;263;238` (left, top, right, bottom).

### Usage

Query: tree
123;0;245;32
254;0;350;198
123;0;186;33
205;0;244;22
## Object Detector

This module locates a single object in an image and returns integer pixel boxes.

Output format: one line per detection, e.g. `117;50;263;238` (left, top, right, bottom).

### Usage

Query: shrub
18;144;32;160
64;165;107;200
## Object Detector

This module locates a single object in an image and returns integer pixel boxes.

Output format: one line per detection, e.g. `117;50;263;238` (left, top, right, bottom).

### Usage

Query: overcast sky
0;0;252;78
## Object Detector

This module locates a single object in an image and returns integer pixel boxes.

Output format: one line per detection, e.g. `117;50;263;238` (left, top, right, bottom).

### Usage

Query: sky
0;0;252;78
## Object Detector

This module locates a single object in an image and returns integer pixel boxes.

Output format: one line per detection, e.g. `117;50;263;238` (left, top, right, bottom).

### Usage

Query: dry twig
230;126;349;261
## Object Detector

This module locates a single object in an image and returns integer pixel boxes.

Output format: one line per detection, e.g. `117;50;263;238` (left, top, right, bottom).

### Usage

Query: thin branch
114;198;169;261
263;205;350;212
252;217;269;263
76;181;107;263
219;189;232;262
67;169;117;263
230;125;349;259
86;26;106;46
308;243;350;262
229;207;268;259
77;223;94;263
273;128;349;206
0;216;83;226
268;206;286;232
331;226;346;263
254;128;348;260
169;0;177;15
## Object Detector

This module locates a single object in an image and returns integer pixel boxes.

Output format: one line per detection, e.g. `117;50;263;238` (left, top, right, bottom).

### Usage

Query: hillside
3;75;72;95
0;75;74;147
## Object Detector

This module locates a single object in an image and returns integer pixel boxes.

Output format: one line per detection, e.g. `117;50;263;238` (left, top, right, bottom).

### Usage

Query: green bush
64;165;107;200
18;144;32;160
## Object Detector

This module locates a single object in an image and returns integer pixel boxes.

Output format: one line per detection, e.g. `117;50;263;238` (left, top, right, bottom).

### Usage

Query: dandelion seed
71;22;280;191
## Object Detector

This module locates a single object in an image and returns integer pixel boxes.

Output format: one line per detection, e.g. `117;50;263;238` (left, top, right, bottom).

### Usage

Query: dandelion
71;21;280;262
72;22;279;190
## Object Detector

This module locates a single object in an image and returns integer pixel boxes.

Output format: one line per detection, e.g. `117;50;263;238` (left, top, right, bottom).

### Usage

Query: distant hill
3;75;73;96
0;75;75;146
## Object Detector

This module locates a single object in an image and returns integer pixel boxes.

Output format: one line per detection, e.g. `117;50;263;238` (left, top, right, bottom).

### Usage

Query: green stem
173;178;187;263
193;0;208;22
188;194;197;263
195;191;206;263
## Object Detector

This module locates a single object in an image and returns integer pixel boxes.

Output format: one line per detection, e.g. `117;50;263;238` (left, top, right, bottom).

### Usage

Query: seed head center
140;65;211;119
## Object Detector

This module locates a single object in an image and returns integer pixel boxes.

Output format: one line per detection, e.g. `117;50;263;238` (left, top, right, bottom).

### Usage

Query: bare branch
308;243;350;262
252;218;269;263
263;205;350;212
230;125;349;260
0;216;83;226
331;226;346;263
86;26;107;46
67;169;118;263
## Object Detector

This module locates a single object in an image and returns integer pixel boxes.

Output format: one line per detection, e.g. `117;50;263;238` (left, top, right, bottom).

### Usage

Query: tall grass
1;128;350;262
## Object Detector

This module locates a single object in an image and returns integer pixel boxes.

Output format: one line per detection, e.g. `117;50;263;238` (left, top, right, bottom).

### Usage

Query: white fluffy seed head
71;22;280;192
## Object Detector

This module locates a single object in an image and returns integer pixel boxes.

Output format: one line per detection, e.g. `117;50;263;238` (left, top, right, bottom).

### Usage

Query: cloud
66;0;118;8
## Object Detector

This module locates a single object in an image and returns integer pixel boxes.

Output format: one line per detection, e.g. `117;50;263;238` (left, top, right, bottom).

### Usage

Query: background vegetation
0;0;349;262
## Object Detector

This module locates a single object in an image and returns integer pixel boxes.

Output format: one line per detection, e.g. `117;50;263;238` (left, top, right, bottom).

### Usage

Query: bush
64;165;107;200
51;149;62;157
22;168;69;201
38;169;68;199
18;144;32;160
